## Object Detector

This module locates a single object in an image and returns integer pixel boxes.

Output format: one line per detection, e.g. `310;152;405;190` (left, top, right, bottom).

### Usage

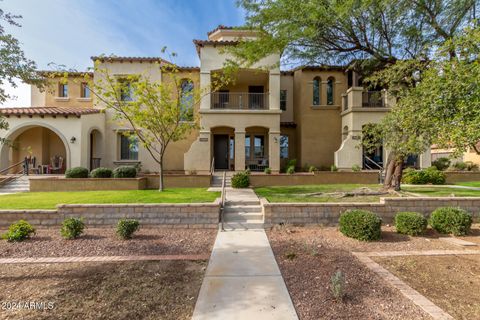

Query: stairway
0;175;30;193
211;172;232;188
222;188;264;230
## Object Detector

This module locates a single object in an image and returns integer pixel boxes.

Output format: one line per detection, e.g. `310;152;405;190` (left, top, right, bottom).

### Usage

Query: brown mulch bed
0;228;217;258
0;260;206;320
374;255;480;320
265;225;474;320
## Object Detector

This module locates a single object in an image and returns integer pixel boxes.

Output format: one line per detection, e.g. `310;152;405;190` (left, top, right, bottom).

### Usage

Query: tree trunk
382;152;404;191
158;157;164;192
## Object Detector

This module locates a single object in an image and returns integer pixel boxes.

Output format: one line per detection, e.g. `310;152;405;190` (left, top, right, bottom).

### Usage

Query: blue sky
1;0;245;107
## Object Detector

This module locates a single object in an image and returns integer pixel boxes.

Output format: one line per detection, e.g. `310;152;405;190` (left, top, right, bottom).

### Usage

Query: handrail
0;160;25;175
210;157;215;175
220;171;226;232
364;156;383;170
364;155;384;183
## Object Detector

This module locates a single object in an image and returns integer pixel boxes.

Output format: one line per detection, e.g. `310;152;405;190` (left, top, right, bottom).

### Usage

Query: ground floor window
119;133;139;160
280;135;289;159
254;135;265;158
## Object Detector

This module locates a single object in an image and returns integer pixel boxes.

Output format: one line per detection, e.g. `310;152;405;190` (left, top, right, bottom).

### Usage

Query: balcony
211;92;269;110
342;87;390;112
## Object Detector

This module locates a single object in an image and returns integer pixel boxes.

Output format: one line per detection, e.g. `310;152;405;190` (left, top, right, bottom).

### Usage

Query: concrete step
221;221;264;231
225;200;260;206
224;212;263;222
224;205;262;213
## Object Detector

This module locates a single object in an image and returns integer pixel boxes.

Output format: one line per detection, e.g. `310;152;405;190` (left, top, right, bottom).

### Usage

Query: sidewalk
192;188;298;320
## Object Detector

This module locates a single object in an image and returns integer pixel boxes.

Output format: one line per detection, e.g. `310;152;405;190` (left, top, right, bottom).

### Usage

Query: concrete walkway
192;188;298;320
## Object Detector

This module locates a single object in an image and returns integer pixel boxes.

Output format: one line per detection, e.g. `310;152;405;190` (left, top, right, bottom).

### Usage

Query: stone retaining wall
29;177;147;192
445;171;480;183
0;201;221;229
262;197;480;227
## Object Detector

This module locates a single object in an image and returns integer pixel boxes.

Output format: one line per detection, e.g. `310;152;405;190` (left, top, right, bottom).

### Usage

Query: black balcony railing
362;91;384;108
211;92;269;110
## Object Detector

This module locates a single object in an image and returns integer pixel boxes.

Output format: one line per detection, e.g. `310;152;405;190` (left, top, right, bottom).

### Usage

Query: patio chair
50;156;64;174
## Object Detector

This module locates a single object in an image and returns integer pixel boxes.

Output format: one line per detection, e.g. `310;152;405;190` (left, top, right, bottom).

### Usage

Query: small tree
88;52;228;191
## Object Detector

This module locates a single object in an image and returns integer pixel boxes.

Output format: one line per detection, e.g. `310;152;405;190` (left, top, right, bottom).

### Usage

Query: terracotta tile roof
290;65;347;72
193;39;239;56
38;70;93;77
207;25;235;36
90;56;171;64
0;107;101;117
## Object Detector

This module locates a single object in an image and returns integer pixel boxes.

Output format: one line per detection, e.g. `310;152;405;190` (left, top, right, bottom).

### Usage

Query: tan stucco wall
280;74;294;122
293;69;346;169
32;76;93;108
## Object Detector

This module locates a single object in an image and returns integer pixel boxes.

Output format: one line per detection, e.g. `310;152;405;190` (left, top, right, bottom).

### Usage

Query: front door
214;135;229;170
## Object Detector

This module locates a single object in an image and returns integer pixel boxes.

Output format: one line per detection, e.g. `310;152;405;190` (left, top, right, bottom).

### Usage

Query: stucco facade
0;26;430;174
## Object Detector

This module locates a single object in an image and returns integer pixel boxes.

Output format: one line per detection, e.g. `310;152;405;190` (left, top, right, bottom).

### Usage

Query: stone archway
0;123;70;173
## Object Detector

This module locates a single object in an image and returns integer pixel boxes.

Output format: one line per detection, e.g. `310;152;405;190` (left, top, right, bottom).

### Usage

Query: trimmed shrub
231;171;250;188
65;167;89;178
394;212;427;236
286;166;295;174
264;167;272;174
429;207;472;236
351;164;361;172
60;217;85;239
339;210;382;241
308;165;317;173
330;165;338;172
90;167;113;178
113;166;137;178
452;161;468;171
2;220;36;242
465;161;479;171
402;167;446;185
432;157;451;171
116;219;140;239
286;159;297;168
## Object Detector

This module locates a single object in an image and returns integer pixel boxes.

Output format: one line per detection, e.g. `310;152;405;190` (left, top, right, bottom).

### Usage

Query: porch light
70;136;76;143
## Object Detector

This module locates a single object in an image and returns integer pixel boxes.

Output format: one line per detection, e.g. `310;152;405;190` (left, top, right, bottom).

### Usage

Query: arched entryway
0;124;69;174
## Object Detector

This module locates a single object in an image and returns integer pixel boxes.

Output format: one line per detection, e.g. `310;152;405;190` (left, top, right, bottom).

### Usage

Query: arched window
180;79;194;121
312;77;320;105
327;77;334;105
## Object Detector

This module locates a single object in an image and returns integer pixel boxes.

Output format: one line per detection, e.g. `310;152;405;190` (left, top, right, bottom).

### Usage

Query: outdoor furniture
50;156;64;174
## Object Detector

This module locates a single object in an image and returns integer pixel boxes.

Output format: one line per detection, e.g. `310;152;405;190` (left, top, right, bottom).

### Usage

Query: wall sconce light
70;136;76;144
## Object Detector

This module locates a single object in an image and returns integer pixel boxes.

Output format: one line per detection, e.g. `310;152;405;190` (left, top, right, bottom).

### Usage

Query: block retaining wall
0;201;221;229
262;197;480;227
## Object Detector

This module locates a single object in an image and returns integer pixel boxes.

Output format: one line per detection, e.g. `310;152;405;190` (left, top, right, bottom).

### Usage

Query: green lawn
454;181;480;188
255;184;385;203
255;184;480;203
0;189;220;209
402;186;480;197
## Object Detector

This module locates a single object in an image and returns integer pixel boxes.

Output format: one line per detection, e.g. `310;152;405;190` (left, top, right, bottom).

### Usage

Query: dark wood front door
214;135;229;170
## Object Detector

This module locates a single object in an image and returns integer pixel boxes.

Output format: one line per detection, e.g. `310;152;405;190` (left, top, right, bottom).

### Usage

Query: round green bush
2;220;36;242
432;157;450;171
90;167;113;178
286;166;295;174
394;212;427;236
65;167;89;178
429;207;472;236
113;166;137;178
402;167;446;185
60;217;85;239
339;210;382;241
116;219;140;239
338;210;382;241
231;171;250;188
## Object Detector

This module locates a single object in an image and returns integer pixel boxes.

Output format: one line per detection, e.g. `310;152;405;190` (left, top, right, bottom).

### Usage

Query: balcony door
248;86;264;109
214;135;229;170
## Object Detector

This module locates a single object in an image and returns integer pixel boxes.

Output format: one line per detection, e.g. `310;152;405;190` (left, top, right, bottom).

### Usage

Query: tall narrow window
59;83;68;97
280;90;287;111
280;135;289;159
119;133;138;160
254;135;265;158
180;79;194;121
245;135;251;159
120;81;133;101
312;77;320;105
327;77;334;105
81;82;90;98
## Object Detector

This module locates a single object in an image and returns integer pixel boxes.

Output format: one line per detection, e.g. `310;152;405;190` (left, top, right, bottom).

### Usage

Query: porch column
200;71;211;110
269;70;281;110
234;128;246;172
269;130;280;173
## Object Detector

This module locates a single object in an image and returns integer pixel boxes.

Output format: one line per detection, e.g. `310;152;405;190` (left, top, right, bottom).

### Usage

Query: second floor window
180;79;194;121
327;78;334;105
59;83;68;97
313;77;320;105
119;81;133;101
119;133;138;160
280;90;287;111
81;82;90;98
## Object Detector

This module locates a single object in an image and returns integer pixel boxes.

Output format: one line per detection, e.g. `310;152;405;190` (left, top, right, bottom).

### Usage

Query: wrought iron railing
362;91;384;108
211;92;269;110
246;158;269;172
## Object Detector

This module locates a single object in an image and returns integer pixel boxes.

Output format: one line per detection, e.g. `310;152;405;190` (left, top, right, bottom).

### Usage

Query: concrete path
192;188;298;320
